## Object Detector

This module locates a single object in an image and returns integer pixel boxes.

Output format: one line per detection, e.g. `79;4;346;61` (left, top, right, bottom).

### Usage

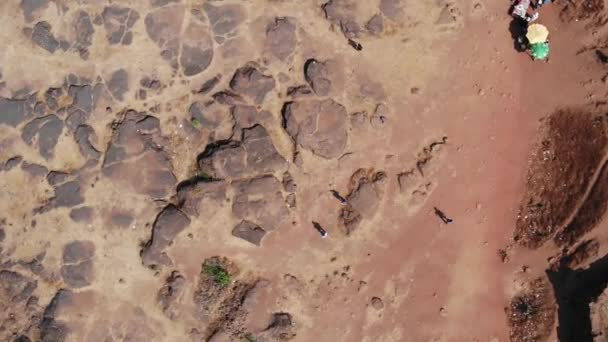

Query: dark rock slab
73;11;95;59
107;69;129;101
46;171;70;186
366;14;383;35
188;101;234;140
102;110;176;197
21;161;47;177
21;114;63;159
232;176;288;232
198;124;287;179
282;99;348;159
53;181;85;208
176;179;227;217
229;65;275;104
203;3;245;36
31;21;58;53
141;205;190;268
232;220;266;246
265;17;297;61
40;289;72;342
21;0;49;22
0;270;37;303
212;90;244;105
180;20;214;76
102;5;140;45
322;0;360;39
145;5;185;69
0;97;32;127
157;270;186;319
380;0;403;20
61;240;95;288
195;75;221;94
74;125;101;160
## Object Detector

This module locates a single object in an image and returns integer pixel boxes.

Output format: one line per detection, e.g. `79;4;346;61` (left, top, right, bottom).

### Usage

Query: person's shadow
509;17;529;52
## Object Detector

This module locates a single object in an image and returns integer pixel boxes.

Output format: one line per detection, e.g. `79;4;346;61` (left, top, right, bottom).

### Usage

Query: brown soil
506;277;556;342
514;108;607;248
560;0;605;22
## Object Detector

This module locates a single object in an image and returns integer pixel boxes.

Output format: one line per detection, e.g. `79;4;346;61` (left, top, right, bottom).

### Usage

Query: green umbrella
530;42;550;60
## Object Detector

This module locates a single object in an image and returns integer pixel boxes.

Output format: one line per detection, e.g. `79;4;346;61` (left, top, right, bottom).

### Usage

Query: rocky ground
3;0;608;341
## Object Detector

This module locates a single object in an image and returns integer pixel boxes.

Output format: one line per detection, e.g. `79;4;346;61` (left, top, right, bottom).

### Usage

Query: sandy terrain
3;0;608;341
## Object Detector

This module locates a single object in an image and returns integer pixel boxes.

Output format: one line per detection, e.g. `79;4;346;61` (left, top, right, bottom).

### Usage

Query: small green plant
198;171;213;181
204;265;231;287
244;333;256;342
191;117;202;129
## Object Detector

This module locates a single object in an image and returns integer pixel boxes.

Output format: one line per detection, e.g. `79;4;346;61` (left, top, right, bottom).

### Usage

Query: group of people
510;0;552;60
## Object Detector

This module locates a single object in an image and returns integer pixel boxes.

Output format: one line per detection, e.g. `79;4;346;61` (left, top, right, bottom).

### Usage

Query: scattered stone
31;21;59;53
358;281;368;292
2;156;23;171
282;171;297;192
371;297;384;310
69;207;93;222
230;65;276;104
282;99;348;159
141;205;191;268
304;59;331;96
111;211;134;228
286;193;296;208
265;17;297;61
61;240;95;288
232;220;267;246
366;14;384;35
350;111;368;128
259;312;296;341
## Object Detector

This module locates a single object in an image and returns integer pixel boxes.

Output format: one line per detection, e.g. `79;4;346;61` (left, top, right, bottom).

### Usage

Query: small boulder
232;220;267;246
